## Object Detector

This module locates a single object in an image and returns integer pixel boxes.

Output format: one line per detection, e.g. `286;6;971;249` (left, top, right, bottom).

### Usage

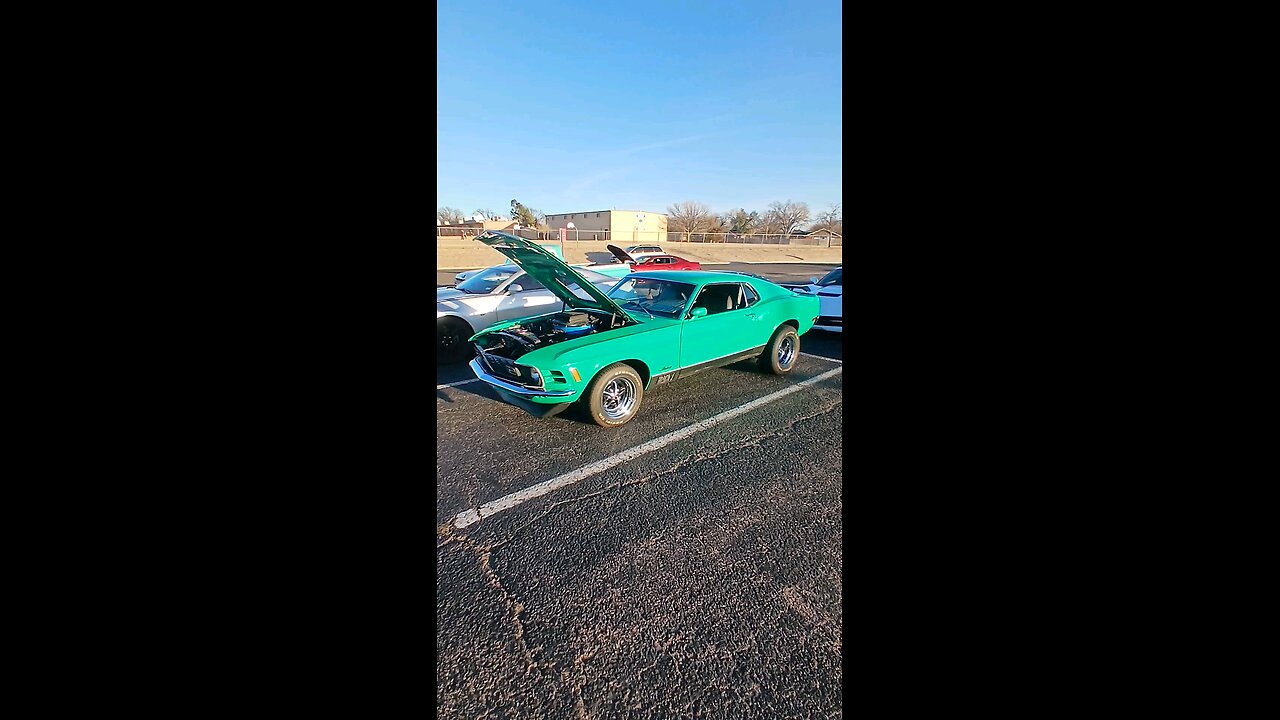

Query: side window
741;283;759;307
692;284;740;315
514;274;545;291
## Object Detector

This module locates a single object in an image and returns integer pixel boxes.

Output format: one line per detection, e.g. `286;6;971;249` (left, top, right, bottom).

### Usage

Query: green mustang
466;231;821;427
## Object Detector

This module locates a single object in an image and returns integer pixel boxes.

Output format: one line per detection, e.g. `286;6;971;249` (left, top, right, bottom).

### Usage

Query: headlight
529;368;541;384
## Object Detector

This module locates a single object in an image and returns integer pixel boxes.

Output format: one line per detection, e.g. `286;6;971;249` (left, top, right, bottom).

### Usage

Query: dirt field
436;238;843;270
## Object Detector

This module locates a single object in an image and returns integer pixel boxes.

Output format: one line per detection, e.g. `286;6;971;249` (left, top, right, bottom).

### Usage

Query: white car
437;264;620;363
624;244;663;256
456;261;631;283
453;244;566;283
788;267;842;332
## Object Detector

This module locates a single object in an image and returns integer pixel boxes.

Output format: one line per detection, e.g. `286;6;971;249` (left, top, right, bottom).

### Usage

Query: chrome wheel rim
601;376;637;420
777;336;796;368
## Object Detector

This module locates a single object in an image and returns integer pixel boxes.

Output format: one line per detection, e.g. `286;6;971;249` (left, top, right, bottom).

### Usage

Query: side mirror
689;307;708;319
809;277;819;284
508;284;523;293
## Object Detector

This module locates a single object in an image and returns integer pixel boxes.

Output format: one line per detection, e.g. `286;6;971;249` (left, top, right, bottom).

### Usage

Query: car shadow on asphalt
437;381;600;425
437;358;785;426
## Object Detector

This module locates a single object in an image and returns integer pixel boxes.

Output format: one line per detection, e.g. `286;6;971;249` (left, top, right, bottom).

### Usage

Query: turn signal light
570;368;581;382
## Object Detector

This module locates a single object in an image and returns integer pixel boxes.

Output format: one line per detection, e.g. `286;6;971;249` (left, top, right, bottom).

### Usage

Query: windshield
607;277;695;318
457;265;519;294
816;268;841;287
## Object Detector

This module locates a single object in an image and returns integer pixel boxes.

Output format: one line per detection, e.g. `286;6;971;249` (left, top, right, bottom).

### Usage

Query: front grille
816;315;843;326
478;351;542;389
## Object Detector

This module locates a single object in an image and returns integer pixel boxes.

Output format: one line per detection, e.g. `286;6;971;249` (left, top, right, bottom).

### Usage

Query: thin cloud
564;166;634;196
614;134;711;155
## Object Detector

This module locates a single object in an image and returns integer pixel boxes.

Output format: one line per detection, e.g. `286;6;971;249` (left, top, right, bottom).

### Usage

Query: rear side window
741;283;760;307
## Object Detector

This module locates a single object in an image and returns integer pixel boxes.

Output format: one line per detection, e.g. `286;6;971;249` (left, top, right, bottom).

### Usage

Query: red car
607;244;701;272
629;254;701;272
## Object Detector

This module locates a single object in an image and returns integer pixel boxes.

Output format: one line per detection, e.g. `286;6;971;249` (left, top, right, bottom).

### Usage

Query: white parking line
800;353;842;364
437;378;480;390
454;365;843;529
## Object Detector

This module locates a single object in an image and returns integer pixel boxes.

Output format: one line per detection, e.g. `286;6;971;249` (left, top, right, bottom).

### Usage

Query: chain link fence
676;232;841;247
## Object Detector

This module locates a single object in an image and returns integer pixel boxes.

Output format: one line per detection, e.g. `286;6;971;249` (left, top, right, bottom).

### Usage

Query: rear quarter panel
748;279;819;337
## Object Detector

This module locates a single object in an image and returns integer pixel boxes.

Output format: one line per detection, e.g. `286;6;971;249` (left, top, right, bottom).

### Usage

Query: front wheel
759;325;800;375
585;363;645;427
438;317;474;365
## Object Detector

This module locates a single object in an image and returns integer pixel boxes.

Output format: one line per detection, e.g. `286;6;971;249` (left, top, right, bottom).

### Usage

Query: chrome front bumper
468;358;575;398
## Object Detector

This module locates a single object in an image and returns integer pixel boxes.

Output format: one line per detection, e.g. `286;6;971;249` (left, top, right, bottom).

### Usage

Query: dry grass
435;238;843;270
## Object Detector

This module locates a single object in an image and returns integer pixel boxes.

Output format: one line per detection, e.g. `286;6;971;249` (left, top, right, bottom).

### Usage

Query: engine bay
475;310;630;359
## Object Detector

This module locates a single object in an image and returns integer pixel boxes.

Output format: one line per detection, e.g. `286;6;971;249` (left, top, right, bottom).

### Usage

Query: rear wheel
438;317;474;365
758;325;800;375
585;363;645;427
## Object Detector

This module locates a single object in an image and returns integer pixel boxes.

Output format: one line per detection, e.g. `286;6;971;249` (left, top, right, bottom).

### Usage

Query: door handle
745;312;756;317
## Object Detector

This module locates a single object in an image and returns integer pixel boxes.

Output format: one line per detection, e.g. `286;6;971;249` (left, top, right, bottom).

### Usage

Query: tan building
544;209;668;245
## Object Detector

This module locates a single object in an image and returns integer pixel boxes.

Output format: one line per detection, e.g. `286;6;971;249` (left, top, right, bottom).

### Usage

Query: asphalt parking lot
437;265;843;718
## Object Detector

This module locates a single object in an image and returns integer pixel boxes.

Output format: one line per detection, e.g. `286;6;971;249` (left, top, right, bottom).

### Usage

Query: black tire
438;317;474;365
585;363;645;427
759;325;800;375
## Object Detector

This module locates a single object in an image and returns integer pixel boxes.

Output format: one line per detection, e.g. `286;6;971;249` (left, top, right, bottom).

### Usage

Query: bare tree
758;210;784;234
763;200;811;235
472;208;500;220
810;203;842;233
528;209;552;234
437;206;466;225
666;201;715;233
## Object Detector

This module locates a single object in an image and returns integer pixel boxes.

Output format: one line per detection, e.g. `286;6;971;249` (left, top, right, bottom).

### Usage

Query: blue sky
437;0;842;219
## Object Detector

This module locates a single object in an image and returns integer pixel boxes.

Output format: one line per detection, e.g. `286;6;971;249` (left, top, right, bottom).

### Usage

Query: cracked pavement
437;322;844;719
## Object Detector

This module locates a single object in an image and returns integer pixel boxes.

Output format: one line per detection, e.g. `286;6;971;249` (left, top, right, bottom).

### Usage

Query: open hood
606;244;635;264
476;231;632;316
